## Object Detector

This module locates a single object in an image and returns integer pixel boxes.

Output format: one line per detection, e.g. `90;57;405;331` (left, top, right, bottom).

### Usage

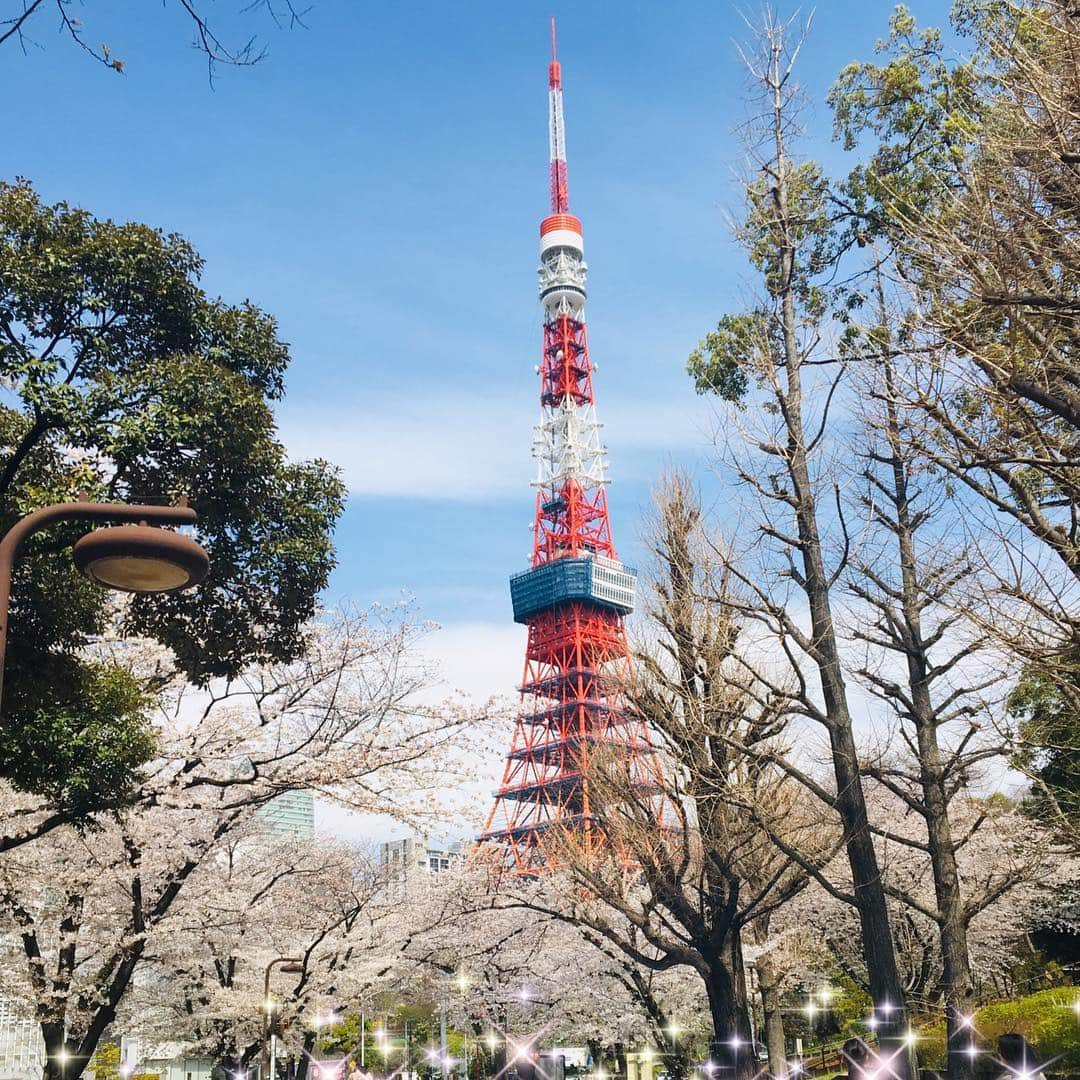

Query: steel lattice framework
478;22;664;874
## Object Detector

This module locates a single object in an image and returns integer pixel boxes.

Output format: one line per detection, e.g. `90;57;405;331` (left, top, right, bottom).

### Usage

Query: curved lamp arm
0;500;198;717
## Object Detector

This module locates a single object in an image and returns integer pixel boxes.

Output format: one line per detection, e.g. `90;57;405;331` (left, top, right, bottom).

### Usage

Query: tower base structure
480;594;663;875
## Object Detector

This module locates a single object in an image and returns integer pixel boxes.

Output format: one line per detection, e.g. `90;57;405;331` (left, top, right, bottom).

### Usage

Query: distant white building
0;996;43;1080
135;1041;213;1080
379;835;464;879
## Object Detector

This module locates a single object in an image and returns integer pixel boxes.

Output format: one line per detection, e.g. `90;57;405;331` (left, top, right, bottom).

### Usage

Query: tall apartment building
257;789;315;840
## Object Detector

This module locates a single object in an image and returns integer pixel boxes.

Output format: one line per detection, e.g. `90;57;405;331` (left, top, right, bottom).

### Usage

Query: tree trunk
941;919;977;1080
587;1040;604;1077
914;680;976;1080
217;1057;244;1080
755;952;788;1079
702;932;754;1080
296;1032;317;1080
917;720;976;1080
613;1043;627;1079
662;1032;691;1080
828;720;914;1073
41;1035;85;1080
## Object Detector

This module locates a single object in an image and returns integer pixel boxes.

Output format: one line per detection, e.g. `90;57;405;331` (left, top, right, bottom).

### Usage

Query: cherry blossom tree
120;833;396;1079
0;608;478;1080
387;864;709;1078
782;792;1062;1015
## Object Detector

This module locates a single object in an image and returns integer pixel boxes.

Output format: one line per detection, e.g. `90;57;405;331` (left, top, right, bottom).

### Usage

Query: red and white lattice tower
479;21;663;874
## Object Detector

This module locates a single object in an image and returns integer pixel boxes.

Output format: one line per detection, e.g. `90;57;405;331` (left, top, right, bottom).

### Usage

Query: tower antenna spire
547;17;568;212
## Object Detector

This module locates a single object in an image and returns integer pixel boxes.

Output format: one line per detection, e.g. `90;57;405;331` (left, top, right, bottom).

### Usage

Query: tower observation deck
478;22;664;874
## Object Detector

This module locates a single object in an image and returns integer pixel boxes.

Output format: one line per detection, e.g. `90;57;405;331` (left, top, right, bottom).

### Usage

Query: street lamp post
382;1020;411;1076
497;1006;509;1080
664;1023;679;1077
455;971;470;1080
261;957;305;1080
0;498;210;716
440;999;448;1080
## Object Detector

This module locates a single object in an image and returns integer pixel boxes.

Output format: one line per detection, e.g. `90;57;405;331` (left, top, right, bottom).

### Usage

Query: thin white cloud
278;392;714;500
418;619;525;704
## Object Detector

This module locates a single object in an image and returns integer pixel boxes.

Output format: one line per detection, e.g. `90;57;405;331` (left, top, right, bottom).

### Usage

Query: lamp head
73;524;209;593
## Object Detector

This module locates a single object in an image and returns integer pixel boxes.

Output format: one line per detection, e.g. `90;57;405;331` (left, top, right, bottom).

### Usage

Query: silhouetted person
998;1034;1046;1080
840;1038;872;1080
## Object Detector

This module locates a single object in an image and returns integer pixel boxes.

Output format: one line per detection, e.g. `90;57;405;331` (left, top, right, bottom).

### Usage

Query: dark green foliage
828;4;1080;554
687;315;756;402
687;157;836;399
832;8;1080;877
1009;655;1080;827
0;660;155;816
917;988;1080;1073
829;7;984;231
782;976;873;1049
0;179;345;810
745;165;835;312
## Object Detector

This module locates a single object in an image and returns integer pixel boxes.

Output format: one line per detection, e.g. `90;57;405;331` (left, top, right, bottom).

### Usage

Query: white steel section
540;228;583;256
549;87;566;164
538;246;587;317
541;288;585;320
533;241;602;487
532;398;608;488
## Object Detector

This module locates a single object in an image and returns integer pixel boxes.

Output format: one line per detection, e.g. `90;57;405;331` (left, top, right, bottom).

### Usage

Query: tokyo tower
479;21;662;874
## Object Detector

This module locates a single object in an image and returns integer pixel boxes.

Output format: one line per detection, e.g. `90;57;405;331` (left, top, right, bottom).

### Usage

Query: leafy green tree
832;19;1080;1071
830;2;1080;656
0;179;345;820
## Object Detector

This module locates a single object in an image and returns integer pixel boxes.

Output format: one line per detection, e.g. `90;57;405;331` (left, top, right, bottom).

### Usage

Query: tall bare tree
1;0;307;77
836;275;1040;1079
687;14;914;1074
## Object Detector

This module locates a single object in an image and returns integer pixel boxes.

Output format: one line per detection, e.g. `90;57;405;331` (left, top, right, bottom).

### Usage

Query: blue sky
1;0;947;711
